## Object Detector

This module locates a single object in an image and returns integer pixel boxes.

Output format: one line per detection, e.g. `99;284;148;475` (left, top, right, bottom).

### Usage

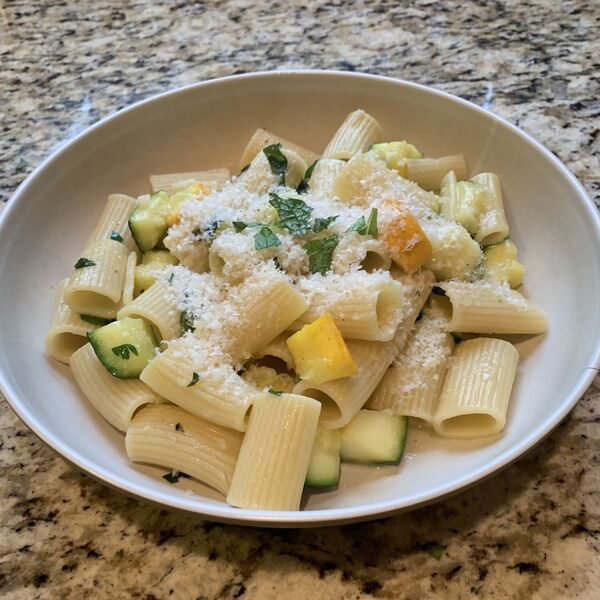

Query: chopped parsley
421;541;445;560
110;231;124;243
180;309;195;333
303;234;339;275
263;143;288;185
192;220;221;241
80;314;113;327
268;192;313;236
346;216;367;234
15;158;28;173
162;471;190;484
313;215;338;233
175;422;184;432
111;344;138;360
296;160;318;194
254;226;281;250
346;208;378;236
187;372;200;387
267;388;283;396
366;208;378;236
233;220;261;233
168;272;175;285
74;258;96;269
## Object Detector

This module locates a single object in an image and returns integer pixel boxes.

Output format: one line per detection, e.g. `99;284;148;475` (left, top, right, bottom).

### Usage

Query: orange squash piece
382;201;432;273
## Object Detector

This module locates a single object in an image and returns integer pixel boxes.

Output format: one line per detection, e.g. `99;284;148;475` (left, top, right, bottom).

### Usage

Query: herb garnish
233;221;262;233
296;160;318;194
268;192;313;236
263;143;288;185
193;220;221;241
254;226;281;250
162;471;191;484
313;215;338;233
80;314;113;326
421;541;445;560
111;344;138;360
303;234;339;275
346;208;378;236
175;422;184;432
239;163;250;174
15;158;28;173
180;310;195;332
187;372;200;387
110;231;124;243
74;258;96;269
267;388;283;396
168;272;175;285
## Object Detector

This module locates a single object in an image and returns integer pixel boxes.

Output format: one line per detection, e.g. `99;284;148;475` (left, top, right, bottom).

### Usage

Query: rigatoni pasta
47;108;547;511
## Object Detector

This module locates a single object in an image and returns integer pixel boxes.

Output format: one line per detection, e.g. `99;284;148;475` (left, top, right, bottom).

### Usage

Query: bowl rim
2;69;600;526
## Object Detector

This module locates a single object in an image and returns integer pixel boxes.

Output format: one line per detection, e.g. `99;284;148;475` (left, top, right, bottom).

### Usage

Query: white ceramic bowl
1;71;599;526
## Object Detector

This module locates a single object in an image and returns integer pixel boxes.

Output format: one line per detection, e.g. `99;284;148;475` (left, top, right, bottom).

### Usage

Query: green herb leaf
74;258;96;269
313;215;338;233
346;216;367;235
263;143;288;185
421;541;445;560
239;163;250;174
175;422;184;432
366;208;378;237
303;234;339;275
162;470;190;484
193;220;221;241
233;221;261;233
296;160;318;193
268;192;313;236
80;314;113;326
168;272;175;285
111;344;138;360
267;387;283;396
180;310;195;333
15;158;28;173
187;372;200;387
110;231;124;243
254;226;281;250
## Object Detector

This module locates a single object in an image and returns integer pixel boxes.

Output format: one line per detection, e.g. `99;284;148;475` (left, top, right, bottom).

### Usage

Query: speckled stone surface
1;1;599;598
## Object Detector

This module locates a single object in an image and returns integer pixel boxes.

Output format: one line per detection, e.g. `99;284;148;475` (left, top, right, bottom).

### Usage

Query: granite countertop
1;1;599;598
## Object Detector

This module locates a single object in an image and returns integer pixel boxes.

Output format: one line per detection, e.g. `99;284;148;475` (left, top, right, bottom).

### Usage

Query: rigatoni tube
226;393;321;511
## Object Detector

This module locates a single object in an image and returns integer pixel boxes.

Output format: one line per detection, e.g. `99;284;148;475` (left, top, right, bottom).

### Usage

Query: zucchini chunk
129;192;173;252
87;317;158;379
305;428;341;489
340;409;408;464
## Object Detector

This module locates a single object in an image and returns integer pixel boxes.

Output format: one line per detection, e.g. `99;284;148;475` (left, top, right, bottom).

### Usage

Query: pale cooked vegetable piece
287;313;357;384
305;428;341;489
340;410;408;464
483;239;524;288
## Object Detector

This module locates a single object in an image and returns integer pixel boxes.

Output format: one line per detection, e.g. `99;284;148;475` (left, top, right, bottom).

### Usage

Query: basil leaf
254;226;281;250
267;388;283;396
193;220;221;241
313;215;338;233
268;192;313;236
80;314;114;326
296;160;318;194
74;258;96;269
346;216;367;235
163;470;191;484
303;234;339;275
111;344;138;360
175;422;184;432
187;372;200;387
366;208;378;237
110;231;124;243
233;221;261;233
263;143;288;185
180;310;195;332
15;158;28;173
421;541;445;560
168;272;175;285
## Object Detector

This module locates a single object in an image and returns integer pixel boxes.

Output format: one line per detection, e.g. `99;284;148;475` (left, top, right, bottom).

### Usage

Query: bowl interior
1;72;599;525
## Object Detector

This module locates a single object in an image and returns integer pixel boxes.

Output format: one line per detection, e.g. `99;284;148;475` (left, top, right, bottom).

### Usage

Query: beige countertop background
1;1;599;598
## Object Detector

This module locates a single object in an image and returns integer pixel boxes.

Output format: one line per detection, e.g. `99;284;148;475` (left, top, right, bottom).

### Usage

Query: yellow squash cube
286;314;357;384
483;239;525;288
